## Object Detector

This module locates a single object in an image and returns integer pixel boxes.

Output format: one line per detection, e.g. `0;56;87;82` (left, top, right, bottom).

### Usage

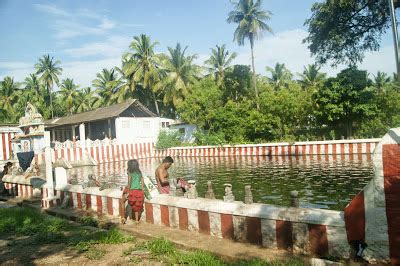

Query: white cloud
231;29;396;78
63;36;131;57
34;3;142;40
61;58;121;88
0;61;35;82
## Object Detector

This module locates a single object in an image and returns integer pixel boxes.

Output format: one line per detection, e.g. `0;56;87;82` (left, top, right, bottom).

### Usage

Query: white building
45;99;174;144
169;122;197;143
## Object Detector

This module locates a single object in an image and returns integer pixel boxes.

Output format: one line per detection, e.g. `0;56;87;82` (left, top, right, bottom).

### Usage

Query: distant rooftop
45;99;157;128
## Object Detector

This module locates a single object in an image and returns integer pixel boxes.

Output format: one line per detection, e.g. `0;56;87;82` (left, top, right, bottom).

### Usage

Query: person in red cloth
155;156;189;194
122;159;144;225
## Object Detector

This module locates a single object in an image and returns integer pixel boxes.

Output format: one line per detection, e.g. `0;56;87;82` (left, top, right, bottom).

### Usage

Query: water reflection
67;155;373;211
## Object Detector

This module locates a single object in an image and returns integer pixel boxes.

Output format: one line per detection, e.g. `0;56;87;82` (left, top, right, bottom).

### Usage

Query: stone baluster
184;180;197;199
290;190;299;207
205;181;215;199
244;185;253;204
223;183;235;202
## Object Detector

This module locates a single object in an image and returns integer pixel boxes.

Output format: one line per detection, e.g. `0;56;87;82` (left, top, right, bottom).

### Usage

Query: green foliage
304;0;390;66
78;216;99;227
85;247;106;260
0;207;69;235
146;237;177;256
155;130;182;149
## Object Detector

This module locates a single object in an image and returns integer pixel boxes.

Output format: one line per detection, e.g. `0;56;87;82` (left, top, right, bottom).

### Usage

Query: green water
68;156;373;211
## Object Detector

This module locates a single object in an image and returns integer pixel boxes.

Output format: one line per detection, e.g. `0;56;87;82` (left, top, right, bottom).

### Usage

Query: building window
166;122;170;127
162;122;165;128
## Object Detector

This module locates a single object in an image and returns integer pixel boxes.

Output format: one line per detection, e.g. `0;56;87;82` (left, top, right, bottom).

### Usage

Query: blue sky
0;0;395;88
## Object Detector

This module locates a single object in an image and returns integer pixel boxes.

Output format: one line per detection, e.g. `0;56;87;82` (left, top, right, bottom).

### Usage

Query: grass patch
0;207;70;236
85;247;106;260
78;216;98;227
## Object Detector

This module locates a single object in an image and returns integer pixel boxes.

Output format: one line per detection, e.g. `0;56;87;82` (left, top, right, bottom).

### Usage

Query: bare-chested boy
155;156;174;194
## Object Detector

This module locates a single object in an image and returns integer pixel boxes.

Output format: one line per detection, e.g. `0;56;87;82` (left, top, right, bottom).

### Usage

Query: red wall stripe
107;197;113;215
382;144;400;265
221;214;234;239
308;224;329;256
77;193;82;208
96;195;102;214
160;205;170;227
246;217;262;245
276;220;293;249
344;191;365;242
178;208;188;230
145;203;154;224
86;194;91;209
197;210;210;235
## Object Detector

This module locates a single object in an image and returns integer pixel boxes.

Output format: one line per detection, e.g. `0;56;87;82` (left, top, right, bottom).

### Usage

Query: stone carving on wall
19;102;44;129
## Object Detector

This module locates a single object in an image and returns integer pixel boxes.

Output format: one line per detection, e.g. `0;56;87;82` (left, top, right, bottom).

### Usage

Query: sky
0;0;396;88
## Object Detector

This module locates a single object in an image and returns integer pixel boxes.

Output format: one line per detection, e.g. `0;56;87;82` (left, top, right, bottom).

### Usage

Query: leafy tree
59;78;79;114
298;64;327;91
161;43;199;106
313;67;374;138
35;54;63;118
227;0;273;108
0;77;20;122
372;71;391;91
265;63;293;89
304;0;390;66
222;64;252;102
204;44;237;85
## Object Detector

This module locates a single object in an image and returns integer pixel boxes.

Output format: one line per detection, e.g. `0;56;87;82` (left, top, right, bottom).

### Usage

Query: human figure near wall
155;156;189;194
122;159;145;225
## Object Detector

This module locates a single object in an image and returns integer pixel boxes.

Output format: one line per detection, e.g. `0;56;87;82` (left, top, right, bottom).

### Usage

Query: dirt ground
0;234;162;265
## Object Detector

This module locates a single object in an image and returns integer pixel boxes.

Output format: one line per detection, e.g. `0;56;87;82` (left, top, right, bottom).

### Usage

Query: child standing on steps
122;159;145;225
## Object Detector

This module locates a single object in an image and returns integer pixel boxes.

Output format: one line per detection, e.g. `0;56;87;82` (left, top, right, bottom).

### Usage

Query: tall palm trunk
152;90;160;116
48;84;54;119
250;37;259;110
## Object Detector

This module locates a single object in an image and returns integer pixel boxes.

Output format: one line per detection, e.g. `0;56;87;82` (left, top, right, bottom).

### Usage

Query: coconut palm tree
59;78;79;114
34;54;63;118
298;64;326;90
161;43;199;106
126;34;161;115
74;87;95;113
0;76;20;122
204;44;237;85
372;71;391;91
227;0;272;108
266;63;293;89
92;68;121;107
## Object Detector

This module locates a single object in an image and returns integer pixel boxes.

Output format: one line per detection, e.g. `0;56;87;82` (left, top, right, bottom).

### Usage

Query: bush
155;130;182;149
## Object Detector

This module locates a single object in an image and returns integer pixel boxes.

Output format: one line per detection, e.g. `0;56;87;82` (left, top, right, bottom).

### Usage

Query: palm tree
298;64;326;90
92;68;121;107
266;63;293;89
204;44;237;85
227;0;272;108
0;77;20;122
74;87;95;113
372;71;391;91
127;34;161;115
34;54;63;118
161;43;199;106
59;78;79;114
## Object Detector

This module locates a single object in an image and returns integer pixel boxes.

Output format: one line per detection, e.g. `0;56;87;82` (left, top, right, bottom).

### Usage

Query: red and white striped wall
143;195;349;258
44;185;125;217
0;132;15;161
34;142;154;164
344;128;400;265
153;139;380;158
2;181;39;199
